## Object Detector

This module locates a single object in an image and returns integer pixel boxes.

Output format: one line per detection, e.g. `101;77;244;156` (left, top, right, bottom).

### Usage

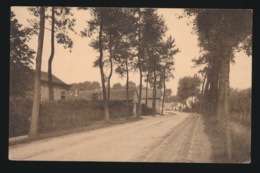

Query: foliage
184;9;252;116
9;97;33;137
27;7;76;51
111;81;136;90
9;99;134;137
10;11;35;97
230;88;251;126
203;115;251;163
112;83;124;90
177;75;201;103
167;95;180;103
141;104;155;116
70;81;101;92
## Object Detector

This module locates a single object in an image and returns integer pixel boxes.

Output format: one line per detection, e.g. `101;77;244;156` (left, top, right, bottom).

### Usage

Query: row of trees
70;81;137;93
82;8;179;120
184;9;252;161
70;81;101;92
177;75;201;105
11;7;179;136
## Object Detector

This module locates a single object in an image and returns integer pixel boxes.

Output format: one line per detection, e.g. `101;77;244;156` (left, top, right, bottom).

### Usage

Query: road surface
9;111;212;162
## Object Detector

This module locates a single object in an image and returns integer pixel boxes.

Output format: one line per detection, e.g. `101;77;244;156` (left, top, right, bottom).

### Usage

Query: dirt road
9;112;212;162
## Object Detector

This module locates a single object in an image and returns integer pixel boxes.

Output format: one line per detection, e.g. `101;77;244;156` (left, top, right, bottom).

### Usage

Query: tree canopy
177;75;201;103
10;11;35;97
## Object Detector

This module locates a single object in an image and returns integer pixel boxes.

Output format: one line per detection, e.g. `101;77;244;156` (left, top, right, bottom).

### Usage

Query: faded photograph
9;7;252;163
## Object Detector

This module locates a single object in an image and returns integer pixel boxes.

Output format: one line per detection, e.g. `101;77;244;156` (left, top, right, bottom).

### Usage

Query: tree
141;8;168;113
185;9;252;161
29;7;45;137
101;8;128;101
10;11;35;97
229;88;251;119
164;89;172;103
47;7;76;100
27;7;76;101
126;81;136;90
177;75;201;104
112;83;124;90
158;36;179;115
70;81;101;94
81;8;111;121
112;9;138;115
91;81;101;90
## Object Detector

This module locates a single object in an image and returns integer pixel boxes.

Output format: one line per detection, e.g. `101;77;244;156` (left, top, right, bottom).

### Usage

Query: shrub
9;97;32;137
141;104;155;115
9;99;134;137
108;101;133;118
39;99;104;133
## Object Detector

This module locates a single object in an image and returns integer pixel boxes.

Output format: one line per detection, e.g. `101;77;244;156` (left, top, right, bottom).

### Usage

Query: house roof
109;89;136;100
137;89;162;99
40;71;70;88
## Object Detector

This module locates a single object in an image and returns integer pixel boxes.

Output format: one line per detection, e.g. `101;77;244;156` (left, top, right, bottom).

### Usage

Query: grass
202;114;251;163
9;116;143;146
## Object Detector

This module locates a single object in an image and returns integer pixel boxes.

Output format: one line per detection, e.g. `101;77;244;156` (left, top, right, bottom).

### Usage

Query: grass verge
202;114;251;163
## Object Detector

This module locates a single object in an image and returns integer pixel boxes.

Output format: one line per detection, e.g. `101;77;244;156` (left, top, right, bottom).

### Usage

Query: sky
11;7;252;95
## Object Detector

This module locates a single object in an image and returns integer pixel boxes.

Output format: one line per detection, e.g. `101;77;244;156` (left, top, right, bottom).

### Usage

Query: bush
229;88;251;127
9;98;134;137
38;99;104;133
108;101;133;118
141;104;155;115
9;97;32;137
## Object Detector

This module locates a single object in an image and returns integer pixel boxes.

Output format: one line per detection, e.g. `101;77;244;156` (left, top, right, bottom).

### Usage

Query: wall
40;83;69;102
141;99;161;113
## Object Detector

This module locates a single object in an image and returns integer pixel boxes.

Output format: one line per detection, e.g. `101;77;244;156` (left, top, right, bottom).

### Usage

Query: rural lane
9;111;212;162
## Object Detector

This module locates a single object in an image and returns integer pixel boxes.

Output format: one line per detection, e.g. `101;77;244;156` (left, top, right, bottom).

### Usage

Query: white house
40;71;70;102
134;89;162;114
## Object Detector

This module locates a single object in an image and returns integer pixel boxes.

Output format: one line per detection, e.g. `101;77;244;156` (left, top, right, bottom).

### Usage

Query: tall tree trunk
152;64;157;113
161;68;166;115
126;56;129;116
217;52;232;161
48;7;55;101
204;74;210;114
29;7;45;137
207;62;220;116
199;73;206;113
136;9;142;117
98;13;109;122
145;73;149;107
107;43;113;101
137;65;142;116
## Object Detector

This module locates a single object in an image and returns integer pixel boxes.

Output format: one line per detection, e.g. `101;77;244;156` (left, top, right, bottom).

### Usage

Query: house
163;102;179;111
163;102;173;111
40;71;70;102
135;89;162;114
172;102;180;111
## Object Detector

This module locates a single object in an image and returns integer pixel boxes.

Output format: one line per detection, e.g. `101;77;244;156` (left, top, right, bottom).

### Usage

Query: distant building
74;88;162;115
40;71;70;102
162;101;180;111
74;89;136;102
135;89;162;114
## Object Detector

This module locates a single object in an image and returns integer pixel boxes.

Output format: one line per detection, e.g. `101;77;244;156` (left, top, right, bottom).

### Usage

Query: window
61;91;66;100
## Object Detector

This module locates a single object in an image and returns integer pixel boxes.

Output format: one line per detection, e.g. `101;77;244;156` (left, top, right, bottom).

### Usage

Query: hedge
9;99;133;137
